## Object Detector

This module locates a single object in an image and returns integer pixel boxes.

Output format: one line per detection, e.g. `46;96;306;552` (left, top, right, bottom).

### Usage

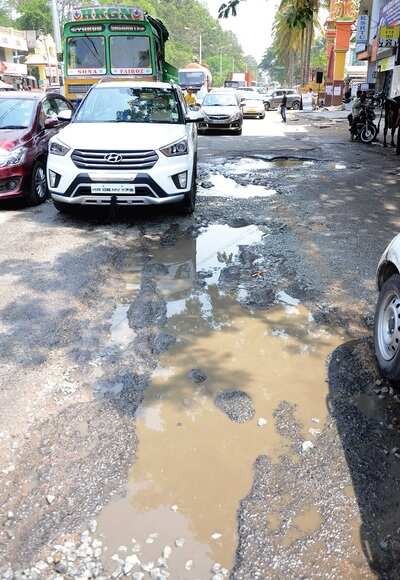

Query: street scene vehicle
375;235;400;380
241;93;265;118
47;81;201;214
63;6;178;104
264;88;301;110
210;86;242;104
349;102;377;143
199;91;243;133
178;62;212;102
0;91;73;205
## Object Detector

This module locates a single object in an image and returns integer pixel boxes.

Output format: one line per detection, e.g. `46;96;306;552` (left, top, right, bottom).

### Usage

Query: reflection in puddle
223;157;315;174
197;224;264;285
200;174;276;198
98;226;344;577
223;157;273;173
109;304;135;348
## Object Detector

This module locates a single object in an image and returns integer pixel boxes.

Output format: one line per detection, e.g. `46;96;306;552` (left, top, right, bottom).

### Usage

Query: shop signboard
379;25;400;49
379;55;396;72
380;0;400;27
356;15;369;52
0;61;27;76
0;28;28;52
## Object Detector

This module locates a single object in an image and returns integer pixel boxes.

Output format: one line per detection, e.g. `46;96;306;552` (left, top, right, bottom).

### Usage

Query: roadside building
0;26;28;89
324;0;357;105
345;41;368;88
355;0;400;96
26;33;59;89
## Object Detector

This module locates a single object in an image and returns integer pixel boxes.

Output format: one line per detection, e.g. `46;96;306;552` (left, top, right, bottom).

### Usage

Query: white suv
47;81;202;214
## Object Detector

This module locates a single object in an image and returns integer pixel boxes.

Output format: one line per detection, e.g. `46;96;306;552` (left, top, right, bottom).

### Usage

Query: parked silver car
264;88;301;111
374;234;400;380
199;92;243;134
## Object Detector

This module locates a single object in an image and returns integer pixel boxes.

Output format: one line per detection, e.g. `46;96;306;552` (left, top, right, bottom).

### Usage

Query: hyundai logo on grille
104;153;122;163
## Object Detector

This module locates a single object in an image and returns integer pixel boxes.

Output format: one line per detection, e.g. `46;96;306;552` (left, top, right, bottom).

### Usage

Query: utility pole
199;33;202;65
49;0;62;56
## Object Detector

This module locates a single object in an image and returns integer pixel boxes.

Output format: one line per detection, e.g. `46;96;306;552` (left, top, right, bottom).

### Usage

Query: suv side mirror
44;117;58;129
185;110;204;123
57;109;72;123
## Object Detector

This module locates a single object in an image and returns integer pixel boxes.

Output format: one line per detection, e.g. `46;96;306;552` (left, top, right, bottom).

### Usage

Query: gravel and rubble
1;522;230;580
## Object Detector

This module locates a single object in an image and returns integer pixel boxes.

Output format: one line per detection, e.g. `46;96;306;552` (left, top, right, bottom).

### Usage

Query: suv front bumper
47;150;193;206
49;173;186;206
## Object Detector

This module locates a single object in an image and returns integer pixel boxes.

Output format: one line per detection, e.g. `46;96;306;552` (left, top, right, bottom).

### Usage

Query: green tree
220;0;319;85
0;1;13;27
14;0;52;33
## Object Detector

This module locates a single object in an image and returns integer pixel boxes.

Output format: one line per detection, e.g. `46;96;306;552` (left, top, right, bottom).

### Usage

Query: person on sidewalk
280;91;287;123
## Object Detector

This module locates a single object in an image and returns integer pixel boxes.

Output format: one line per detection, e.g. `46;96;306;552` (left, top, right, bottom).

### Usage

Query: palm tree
220;0;318;86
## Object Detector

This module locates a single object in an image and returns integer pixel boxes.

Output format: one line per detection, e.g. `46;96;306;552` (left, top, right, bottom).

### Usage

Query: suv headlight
160;137;188;157
0;146;26;168
49;138;70;156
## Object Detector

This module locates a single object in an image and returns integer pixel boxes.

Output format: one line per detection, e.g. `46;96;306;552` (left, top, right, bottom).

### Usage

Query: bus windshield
110;36;151;74
67;36;106;74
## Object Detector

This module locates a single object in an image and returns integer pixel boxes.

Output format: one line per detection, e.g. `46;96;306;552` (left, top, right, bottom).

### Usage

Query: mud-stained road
2;112;400;579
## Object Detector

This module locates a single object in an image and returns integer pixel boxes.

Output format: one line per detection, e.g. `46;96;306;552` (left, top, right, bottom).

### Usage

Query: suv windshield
67;36;106;74
110;36;151;74
74;86;182;124
0;98;36;129
203;94;237;107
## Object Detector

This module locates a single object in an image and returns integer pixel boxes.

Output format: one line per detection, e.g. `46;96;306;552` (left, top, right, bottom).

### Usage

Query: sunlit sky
205;0;279;63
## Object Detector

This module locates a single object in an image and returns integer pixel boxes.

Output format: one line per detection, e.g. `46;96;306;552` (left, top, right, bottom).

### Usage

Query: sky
205;0;279;63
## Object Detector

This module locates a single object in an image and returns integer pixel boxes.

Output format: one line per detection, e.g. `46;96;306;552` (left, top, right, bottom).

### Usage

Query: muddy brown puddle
97;225;346;578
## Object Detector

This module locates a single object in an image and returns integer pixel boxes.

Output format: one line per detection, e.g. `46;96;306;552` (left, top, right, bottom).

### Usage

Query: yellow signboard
379;25;400;48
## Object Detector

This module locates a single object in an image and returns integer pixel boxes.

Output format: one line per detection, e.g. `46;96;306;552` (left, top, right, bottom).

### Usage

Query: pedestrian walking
280;91;287;123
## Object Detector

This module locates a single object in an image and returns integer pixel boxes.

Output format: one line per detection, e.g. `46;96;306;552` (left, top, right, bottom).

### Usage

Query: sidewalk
294;107;350;121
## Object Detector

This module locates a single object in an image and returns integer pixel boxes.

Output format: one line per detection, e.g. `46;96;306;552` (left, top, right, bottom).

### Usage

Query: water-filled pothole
200;173;276;198
96;224;345;577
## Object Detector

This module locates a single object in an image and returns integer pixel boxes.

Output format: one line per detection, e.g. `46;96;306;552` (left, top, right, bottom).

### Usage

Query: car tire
264;102;270;111
179;161;197;215
292;101;300;110
260;113;265;119
235;127;242;135
374;273;400;380
26;161;48;205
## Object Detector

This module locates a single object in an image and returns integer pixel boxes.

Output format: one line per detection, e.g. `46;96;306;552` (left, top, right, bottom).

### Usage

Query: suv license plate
91;184;135;194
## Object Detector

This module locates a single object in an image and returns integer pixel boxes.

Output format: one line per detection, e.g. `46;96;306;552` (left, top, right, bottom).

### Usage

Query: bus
64;5;178;103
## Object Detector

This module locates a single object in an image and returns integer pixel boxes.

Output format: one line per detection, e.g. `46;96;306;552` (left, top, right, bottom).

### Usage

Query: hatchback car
47;81;202;214
264;89;301;111
199;92;243;134
374;234;400;380
241;94;265;119
0;91;73;205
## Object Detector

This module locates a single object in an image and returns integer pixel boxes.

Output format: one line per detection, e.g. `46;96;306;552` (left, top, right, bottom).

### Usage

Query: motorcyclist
184;88;197;108
348;90;365;131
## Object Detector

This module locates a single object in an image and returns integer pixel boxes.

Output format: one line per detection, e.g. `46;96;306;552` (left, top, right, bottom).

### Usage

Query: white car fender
377;233;400;289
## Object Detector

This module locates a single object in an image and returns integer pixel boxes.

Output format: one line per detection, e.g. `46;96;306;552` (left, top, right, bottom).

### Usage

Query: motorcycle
350;103;378;143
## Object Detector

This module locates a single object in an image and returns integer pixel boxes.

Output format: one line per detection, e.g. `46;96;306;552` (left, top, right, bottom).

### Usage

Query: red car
0;91;73;205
